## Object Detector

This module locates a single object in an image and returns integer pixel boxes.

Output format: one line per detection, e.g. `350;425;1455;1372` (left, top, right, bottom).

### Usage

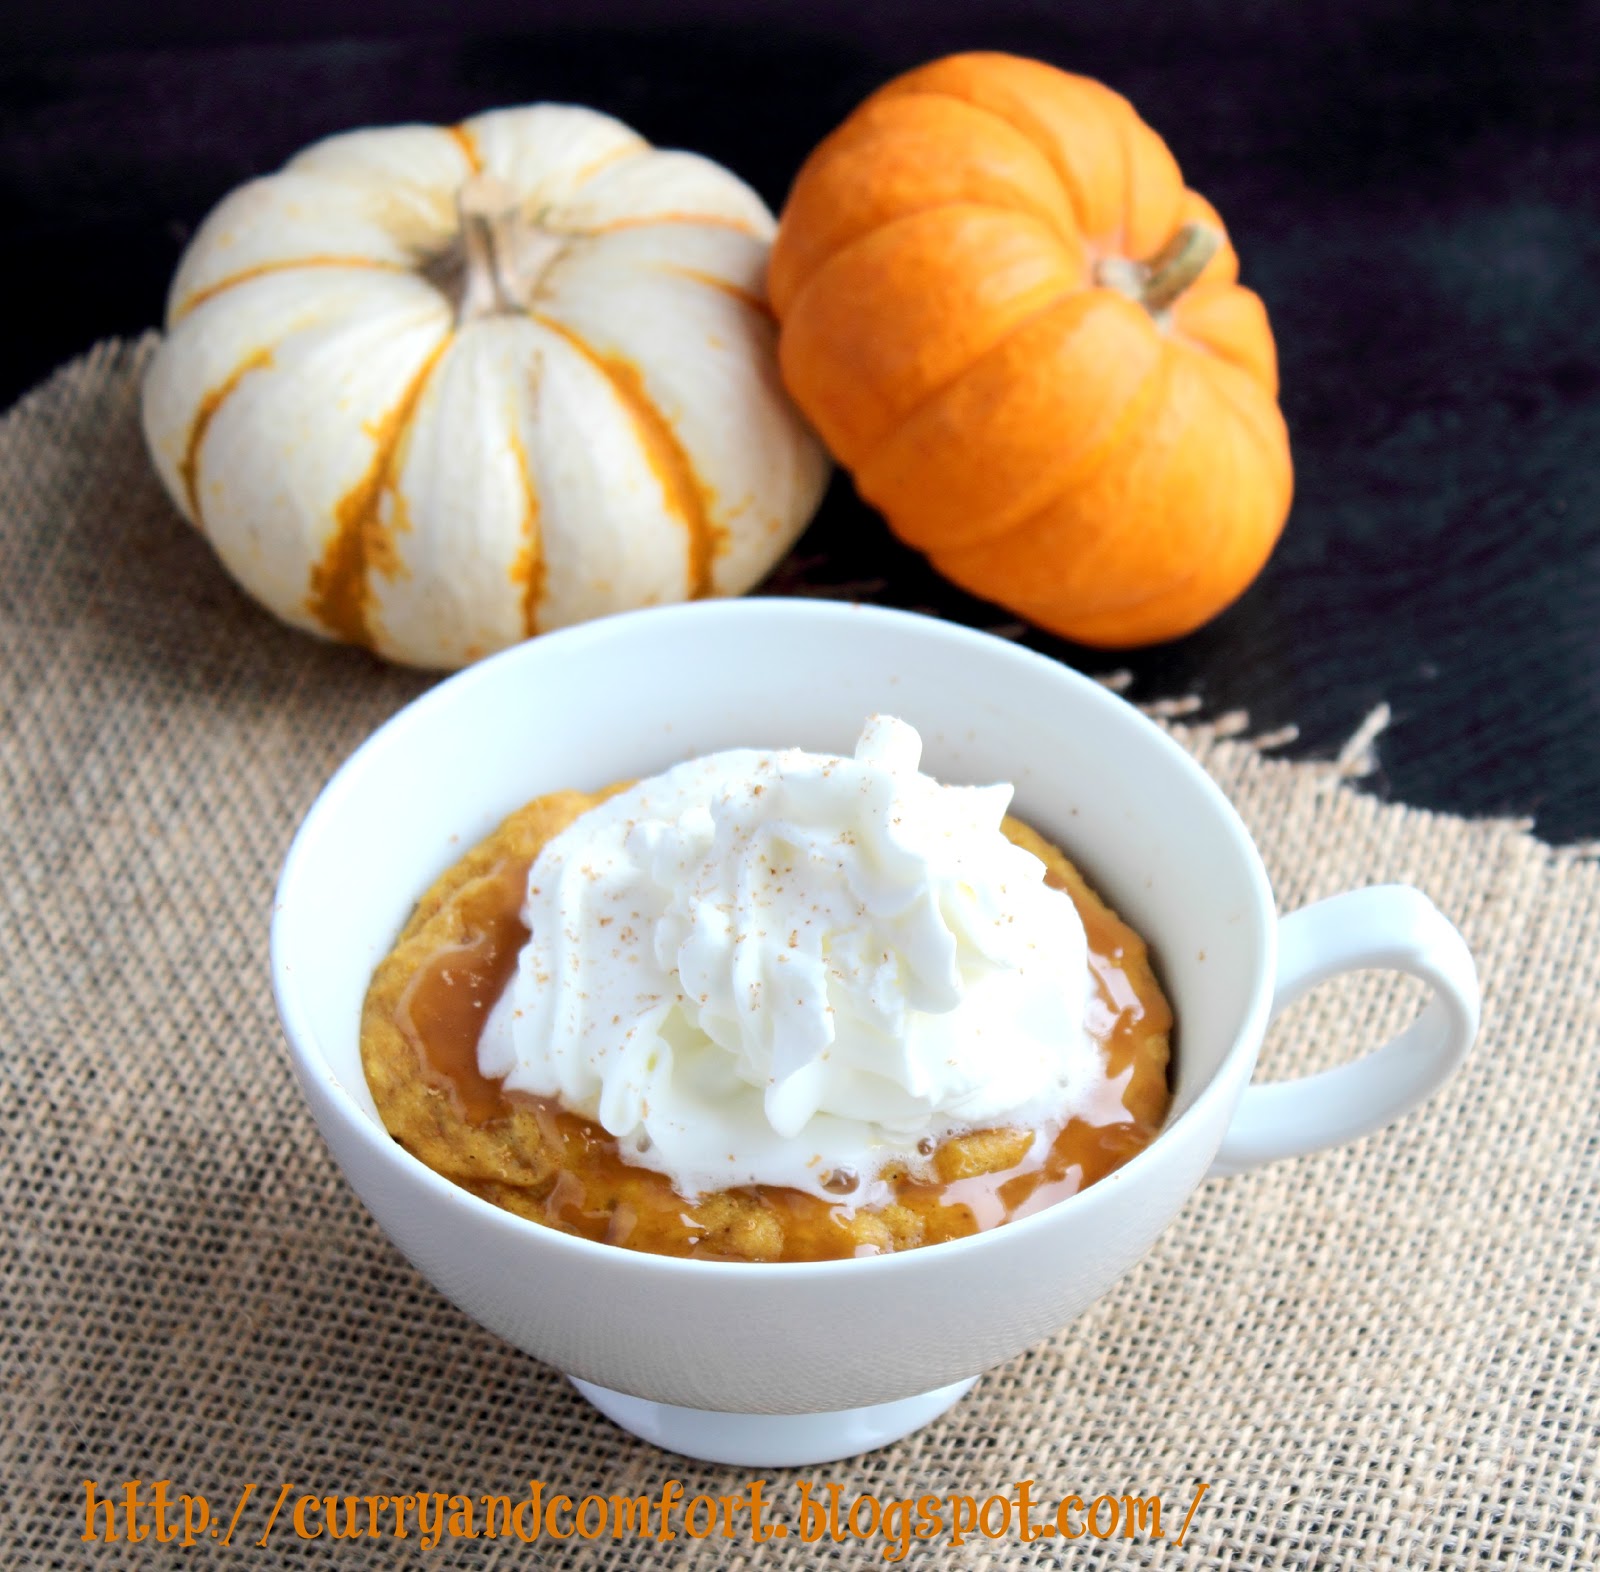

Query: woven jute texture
2;340;1595;1570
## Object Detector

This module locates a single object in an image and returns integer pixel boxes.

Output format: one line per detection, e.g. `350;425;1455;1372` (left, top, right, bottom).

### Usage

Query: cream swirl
478;716;1100;1203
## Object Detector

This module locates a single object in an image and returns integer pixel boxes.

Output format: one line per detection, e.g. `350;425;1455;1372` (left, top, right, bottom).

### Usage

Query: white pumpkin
141;104;831;668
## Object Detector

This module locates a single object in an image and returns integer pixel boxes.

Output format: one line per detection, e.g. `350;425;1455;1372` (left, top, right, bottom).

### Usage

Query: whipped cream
478;716;1103;1204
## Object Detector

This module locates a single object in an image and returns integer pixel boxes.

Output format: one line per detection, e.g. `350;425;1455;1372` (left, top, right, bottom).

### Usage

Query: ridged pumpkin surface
143;105;829;670
769;53;1293;647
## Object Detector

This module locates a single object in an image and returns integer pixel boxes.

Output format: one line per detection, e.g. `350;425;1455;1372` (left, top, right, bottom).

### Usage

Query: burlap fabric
2;340;1595;1570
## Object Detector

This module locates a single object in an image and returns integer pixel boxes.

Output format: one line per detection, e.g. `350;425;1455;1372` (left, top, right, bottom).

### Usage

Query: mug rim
271;598;1278;1281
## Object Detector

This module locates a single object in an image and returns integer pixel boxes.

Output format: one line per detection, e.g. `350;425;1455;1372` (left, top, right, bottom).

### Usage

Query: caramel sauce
386;838;1172;1263
397;859;528;1125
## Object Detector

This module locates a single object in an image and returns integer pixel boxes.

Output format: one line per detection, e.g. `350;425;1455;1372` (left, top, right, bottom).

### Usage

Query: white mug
272;600;1479;1467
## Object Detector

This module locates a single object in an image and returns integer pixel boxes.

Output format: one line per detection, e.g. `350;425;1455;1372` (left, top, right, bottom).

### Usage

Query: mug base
569;1375;980;1467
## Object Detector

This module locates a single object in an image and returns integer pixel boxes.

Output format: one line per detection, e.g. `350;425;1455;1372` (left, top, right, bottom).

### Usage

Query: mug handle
1208;885;1480;1177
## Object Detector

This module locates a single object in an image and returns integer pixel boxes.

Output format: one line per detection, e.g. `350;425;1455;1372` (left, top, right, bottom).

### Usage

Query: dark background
3;0;1597;839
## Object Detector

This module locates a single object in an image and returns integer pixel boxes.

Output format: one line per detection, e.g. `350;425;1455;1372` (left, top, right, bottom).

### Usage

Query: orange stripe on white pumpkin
552;145;774;239
660;267;776;322
173;257;411;322
459;106;648;217
306;339;450;647
177;347;274;529
532;221;827;602
506;427;546;637
446;123;484;173
584;211;760;238
532;314;723;598
564;141;650;193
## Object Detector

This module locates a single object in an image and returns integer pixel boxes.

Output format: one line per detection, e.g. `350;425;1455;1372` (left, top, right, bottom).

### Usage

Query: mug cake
360;715;1173;1261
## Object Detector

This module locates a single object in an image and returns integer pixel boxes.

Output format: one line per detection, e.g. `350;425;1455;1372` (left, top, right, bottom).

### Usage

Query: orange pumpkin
769;52;1293;647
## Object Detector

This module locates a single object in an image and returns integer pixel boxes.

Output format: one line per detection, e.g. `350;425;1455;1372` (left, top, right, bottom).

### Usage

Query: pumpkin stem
451;174;566;322
456;174;524;319
1142;223;1223;312
1095;222;1223;317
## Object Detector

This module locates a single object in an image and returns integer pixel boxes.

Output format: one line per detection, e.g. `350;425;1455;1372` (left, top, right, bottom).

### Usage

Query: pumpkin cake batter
361;786;1173;1262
